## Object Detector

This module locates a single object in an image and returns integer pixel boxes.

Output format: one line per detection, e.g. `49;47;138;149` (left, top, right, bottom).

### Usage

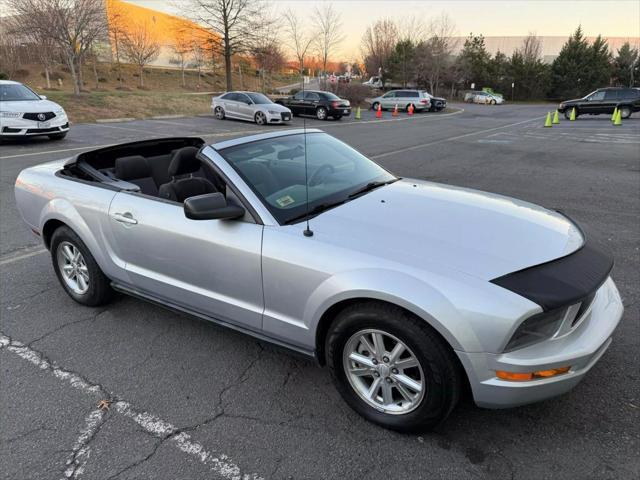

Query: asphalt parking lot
1;103;639;479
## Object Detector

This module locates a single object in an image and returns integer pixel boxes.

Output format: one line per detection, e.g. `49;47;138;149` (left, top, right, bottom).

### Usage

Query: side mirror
184;193;245;220
40;95;47;100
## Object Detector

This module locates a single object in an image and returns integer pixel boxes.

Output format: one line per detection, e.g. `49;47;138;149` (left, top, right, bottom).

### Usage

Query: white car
473;91;505;105
0;80;69;140
212;91;292;125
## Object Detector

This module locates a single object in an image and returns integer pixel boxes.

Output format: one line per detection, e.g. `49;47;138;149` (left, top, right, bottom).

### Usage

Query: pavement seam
0;332;263;480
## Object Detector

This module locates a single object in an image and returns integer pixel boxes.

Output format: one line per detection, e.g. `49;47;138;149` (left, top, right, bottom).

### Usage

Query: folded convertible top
490;242;613;311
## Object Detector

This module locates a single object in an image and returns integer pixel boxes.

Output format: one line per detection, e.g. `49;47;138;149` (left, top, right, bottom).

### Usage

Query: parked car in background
0;80;69;141
15;129;623;432
472;91;504;105
275;90;351;120
363;76;384;89
370;90;431;112
557;87;640;120
212;91;292;125
423;91;447;112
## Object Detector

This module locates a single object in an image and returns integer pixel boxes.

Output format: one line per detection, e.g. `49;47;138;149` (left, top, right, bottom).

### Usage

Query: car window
304;92;320;101
236;93;251;104
246;93;272;104
224;93;239;101
219;133;395;224
220;93;232;100
0;83;41;101
293;91;305;100
322;92;341;100
604;90;620;100
383;92;396;98
405;91;419;98
622;89;640;99
588;91;606;101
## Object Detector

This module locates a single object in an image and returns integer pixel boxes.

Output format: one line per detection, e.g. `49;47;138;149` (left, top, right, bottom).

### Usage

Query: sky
130;0;640;59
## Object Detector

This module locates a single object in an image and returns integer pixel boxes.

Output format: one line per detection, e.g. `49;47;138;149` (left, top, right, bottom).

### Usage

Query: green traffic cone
544;112;552;127
611;107;618;122
613;108;622;126
355;106;361;120
552;110;559;124
569;107;576;121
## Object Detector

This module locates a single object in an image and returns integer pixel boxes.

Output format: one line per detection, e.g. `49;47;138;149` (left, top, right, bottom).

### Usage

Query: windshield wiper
284;200;346;225
348;178;398;199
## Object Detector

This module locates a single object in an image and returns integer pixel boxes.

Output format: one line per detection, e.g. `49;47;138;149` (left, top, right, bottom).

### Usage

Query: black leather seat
115;155;158;196
158;147;217;202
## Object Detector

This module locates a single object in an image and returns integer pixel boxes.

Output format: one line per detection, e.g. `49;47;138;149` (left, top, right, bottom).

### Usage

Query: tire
563;109;578;120
51;226;113;307
316;107;328;120
49;132;67;140
326;302;462;432
214;106;225;120
405;103;415;112
619;106;632;119
254;111;267;125
490;99;496;105
371;102;380;111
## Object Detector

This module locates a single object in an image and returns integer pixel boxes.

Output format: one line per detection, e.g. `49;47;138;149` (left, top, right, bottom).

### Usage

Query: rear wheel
316;107;328;120
255;111;267;125
489;99;497;105
371;102;380;111
51;226;113;306
49;132;67;140
619;106;632;119
214;106;225;120
326;302;462;432
405;103;415;112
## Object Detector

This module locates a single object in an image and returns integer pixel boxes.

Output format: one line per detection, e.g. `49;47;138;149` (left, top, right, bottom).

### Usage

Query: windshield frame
217;132;397;225
0;83;42;102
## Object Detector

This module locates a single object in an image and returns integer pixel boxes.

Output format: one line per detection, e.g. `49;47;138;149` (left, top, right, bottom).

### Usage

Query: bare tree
519;32;543;63
360;19;398;84
188;0;261;91
250;7;282;92
106;0;127;87
283;9;313;81
313;3;345;77
171;18;195;88
6;0;107;95
121;21;160;88
416;13;458;95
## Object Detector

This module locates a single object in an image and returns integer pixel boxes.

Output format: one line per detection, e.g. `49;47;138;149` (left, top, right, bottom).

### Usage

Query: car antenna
301;68;313;237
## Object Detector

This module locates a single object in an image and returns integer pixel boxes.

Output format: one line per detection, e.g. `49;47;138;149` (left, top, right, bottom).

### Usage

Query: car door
303;92;321;114
602;89;620;113
107;190;264;331
289;91;306;115
235;93;254;120
221;93;241;118
381;91;396;109
583;90;605;113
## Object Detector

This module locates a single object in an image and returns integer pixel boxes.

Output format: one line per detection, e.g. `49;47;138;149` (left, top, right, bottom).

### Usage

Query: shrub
0;72;8;80
14;69;30;78
329;83;370;106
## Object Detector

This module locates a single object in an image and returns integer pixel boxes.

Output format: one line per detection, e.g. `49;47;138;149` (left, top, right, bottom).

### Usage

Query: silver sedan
212;91;292;125
14;129;622;432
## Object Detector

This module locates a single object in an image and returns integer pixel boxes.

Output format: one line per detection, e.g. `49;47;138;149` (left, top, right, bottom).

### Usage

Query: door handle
112;212;138;225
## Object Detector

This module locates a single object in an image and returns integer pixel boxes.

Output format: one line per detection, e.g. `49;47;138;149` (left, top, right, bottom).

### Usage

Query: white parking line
62;408;106;479
0;333;263;480
371;115;546;159
0;247;47;265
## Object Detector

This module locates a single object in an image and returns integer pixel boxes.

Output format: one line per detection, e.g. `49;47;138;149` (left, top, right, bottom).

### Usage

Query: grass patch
44;91;212;123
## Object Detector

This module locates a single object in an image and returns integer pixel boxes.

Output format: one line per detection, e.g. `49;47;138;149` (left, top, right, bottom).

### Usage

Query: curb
197;113;215;117
95;117;136;123
150;114;187;120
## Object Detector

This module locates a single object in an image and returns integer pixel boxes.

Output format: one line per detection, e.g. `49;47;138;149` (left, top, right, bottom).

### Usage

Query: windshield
246;93;272;104
0;84;41;102
219;133;396;224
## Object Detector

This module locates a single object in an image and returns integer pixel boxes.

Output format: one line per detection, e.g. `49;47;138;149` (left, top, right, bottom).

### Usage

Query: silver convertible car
15;130;623;431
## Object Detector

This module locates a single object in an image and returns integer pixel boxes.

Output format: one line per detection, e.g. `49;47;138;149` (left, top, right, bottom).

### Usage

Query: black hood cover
491;242;613;311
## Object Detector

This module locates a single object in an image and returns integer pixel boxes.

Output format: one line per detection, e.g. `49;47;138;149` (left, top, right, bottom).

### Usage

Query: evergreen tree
509;34;550;100
585;35;613;88
549;26;591;99
388;40;417;88
456;34;492;88
613;42;639;86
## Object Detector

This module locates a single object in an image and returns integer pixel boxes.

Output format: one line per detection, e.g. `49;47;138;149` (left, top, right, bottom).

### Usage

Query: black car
558;87;640;120
426;94;447;112
276;90;351;120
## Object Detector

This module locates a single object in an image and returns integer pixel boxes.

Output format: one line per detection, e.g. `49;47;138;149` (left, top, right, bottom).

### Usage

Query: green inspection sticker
276;195;295;207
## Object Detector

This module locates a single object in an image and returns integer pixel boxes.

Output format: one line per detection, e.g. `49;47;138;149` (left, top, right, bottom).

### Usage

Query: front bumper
457;277;623;408
328;107;351;116
0;115;69;136
265;111;292;123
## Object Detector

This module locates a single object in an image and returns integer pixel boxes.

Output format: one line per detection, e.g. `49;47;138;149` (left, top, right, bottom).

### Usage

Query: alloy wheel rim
215;107;224;119
57;241;89;295
256;112;266;124
343;329;425;415
317;108;326;120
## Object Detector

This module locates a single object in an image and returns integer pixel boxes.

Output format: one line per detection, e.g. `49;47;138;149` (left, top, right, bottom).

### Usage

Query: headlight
0;112;22;118
504;307;567;351
267;110;280;115
55;108;65;115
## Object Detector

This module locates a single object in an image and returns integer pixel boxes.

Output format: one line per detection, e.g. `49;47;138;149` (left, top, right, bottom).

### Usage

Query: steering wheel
309;164;334;186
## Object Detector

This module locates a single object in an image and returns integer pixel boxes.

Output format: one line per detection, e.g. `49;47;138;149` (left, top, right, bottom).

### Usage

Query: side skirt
110;282;318;362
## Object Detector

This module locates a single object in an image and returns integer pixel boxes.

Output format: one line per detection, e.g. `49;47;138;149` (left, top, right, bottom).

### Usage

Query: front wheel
326;302;462;432
214;106;225;120
316;107;328;120
489;99;497;105
51;226;113;306
254;111;267;125
564;109;578;120
371;102;380;111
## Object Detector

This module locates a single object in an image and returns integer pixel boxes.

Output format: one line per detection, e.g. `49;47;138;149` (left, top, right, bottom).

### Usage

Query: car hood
0;99;64;113
310;179;584;280
260;103;291;113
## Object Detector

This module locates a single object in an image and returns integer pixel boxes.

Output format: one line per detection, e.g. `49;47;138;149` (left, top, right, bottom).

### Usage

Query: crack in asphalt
62;408;112;480
26;309;110;348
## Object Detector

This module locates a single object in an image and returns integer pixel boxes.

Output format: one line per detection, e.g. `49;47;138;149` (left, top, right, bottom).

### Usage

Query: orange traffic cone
392;104;398;117
376;103;382;119
408;104;414;116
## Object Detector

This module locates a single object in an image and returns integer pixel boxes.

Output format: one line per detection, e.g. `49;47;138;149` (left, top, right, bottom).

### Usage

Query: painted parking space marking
0;246;47;265
0;333;263;480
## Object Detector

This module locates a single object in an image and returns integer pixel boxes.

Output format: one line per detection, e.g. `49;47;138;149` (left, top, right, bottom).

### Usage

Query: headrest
169;147;201;176
115;155;151;180
277;145;304;160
